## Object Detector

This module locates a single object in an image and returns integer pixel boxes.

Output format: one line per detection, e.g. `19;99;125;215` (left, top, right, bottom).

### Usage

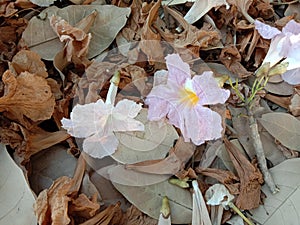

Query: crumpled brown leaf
119;205;158;225
0;70;55;126
219;46;252;78
0;0;18;17
139;0;165;64
34;155;102;225
224;138;263;210
50;13;95;65
157;7;221;57
9;50;48;78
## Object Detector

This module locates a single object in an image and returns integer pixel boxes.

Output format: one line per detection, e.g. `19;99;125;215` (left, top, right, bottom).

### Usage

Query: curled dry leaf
22;5;131;60
289;92;300;116
224;138;263;210
121;205;158;225
29;0;55;7
34;155;101;225
9;50;48;78
0;70;55;127
139;0;164;64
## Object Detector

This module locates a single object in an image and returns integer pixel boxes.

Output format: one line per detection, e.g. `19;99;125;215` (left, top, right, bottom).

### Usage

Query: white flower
61;99;144;158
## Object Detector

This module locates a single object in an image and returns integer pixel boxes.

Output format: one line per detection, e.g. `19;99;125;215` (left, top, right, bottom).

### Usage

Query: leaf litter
1;0;300;224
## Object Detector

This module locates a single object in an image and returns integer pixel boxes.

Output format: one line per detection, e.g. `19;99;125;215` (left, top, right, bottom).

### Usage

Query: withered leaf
224;138;263;210
126;137;195;175
0;70;55;126
9;50;48;78
22;5;131;60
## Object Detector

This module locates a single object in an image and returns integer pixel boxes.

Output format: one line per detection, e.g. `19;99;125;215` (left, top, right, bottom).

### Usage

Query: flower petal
61;99;112;138
282;20;300;35
165;54;191;86
184;106;223;145
114;99;143;118
281;68;300;85
83;133;119;158
262;35;285;67
255;20;281;39
111;116;144;132
192;72;230;105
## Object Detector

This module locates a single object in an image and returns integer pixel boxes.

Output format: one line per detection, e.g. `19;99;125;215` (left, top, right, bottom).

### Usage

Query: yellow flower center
179;79;199;106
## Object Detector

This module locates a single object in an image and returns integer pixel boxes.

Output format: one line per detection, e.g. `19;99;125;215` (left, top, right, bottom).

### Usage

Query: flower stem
247;107;279;194
228;202;255;225
105;71;120;105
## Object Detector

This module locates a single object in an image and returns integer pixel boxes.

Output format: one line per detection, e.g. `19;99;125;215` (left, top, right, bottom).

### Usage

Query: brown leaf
69;193;100;219
196;167;240;195
0;70;55;126
0;0;18;17
289;91;300;116
224;138;263;210
219;46;252;78
126;137;195;175
9;50;48;78
120;205;158;225
34;155;96;225
139;0;165;64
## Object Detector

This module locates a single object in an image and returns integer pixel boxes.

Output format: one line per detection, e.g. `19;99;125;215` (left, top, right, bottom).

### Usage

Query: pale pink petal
146;84;181;121
284;46;300;70
282;68;300;85
255;20;281;39
282;20;300;35
192;72;230;105
83;133;119;158
262;35;285;67
114;99;143;118
165;54;191;86
183;106;223;145
111;116;144;132
61;99;112;138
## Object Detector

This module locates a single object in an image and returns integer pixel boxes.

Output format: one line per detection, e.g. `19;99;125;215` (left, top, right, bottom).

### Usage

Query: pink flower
61;99;144;158
145;54;230;145
255;19;300;85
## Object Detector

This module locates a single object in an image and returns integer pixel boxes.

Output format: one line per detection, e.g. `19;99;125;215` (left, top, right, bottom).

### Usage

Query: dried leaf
112;109;178;164
250;158;300;224
0;70;55;126
259;112;300;151
22;5;131;60
183;0;229;25
9;50;48;78
29;145;78;194
113;180;193;224
224;139;263;210
126;137;195;175
98;165;170;186
289;92;300;116
29;0;55;6
120;205;158;225
0;144;37;225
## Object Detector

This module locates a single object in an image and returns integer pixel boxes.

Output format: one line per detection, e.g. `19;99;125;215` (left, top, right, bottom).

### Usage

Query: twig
247;106;279;194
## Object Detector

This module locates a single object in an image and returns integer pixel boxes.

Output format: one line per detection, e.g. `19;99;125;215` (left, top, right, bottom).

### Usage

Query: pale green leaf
0;144;37;225
113;180;192;224
259;112;300;151
250;158;300;224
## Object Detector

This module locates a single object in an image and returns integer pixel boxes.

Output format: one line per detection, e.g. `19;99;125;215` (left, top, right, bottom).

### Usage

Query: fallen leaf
98;164;170;186
0;70;55;127
29;0;55;7
126;137;195;175
113;179;193;224
264;81;294;96
259;112;300;151
250;158;300;224
9;49;48;78
289;92;300;116
224;138;263;210
22;5;131;60
183;0;229;25
0;144;37;225
112;109;178;164
29;145;78;194
121;205;158;225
